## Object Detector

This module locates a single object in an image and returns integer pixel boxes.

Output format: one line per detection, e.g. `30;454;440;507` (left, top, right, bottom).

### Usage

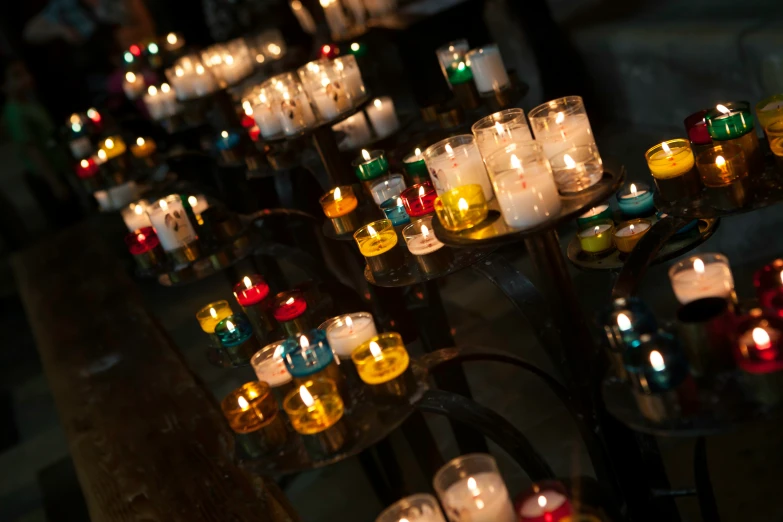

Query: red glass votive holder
400;181;437;218
736;309;783;405
684;109;713;156
125;227;164;270
233;274;275;339
273;290;309;337
75;158;99;179
754;259;783;315
514;480;573;522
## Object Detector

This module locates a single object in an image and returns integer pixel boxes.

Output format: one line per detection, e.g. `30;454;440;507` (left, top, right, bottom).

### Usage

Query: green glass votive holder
403;148;429;185
576;204;612;230
215;313;262;364
705;102;765;175
353;149;389;194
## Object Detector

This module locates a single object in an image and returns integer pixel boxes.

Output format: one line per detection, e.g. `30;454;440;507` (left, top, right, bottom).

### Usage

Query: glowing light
418;186;426;197
661;141;672;155
753;327;772;350
367;225;377;237
97;149;107;161
241;276;252;290
334;187;342;201
345;315;353;329
238;396;250;410
147;85;158;96
148;43;159;54
225;54;234;65
693;258;705;274
421;224;430;238
186;196;197;208
137;233;145;242
268;43;281;55
210;307;218;319
351;42;360;52
136;137;145;146
195;64;205;74
538;495;547;508
130;44;142;56
629;224;635;234
175;68;184;77
123;52;133;63
594;225;600;235
445;144;454;156
362;149;371;161
226;320;235;332
563;154;576;169
369;341;383;360
80;159;89;168
167;33;178;45
397;197;403;208
715;155;726;168
415;147;422;157
458;198;469;212
104;138;114;149
292;0;303;9
87;108;99;121
630;183;637;196
322;44;331;54
494;120;505;136
457;62;465;71
159;198;168;210
649;350;666;371
555;111;565;124
320;76;331;87
617;313;632;331
125;71;137;83
286;297;295;305
374;99;382;109
221;130;229;139
300;385;315;407
716;104;730;114
134;204;144;215
71;123;82;133
256;54;265;63
510;153;521;170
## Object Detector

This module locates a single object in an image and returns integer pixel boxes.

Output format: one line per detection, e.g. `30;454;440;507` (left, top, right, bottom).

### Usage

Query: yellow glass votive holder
577;220;615;255
433;184;489;232
354;219;405;275
319;186;360;235
756;94;783;134
196;300;233;346
221;381;288;453
352;332;413;401
130;137;157;158
768;120;783;169
696;144;749;211
283;378;347;457
613;218;652;254
644;139;700;201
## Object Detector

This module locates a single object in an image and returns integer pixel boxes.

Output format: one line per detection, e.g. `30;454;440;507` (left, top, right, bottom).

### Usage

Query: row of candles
312;0;397;40
194;273;580;522
605;254;783;413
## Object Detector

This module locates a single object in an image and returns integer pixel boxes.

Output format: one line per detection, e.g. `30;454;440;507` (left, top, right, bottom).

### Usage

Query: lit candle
215;313;261;364
100;136;127;160
528;96;598;162
375;494;447;522
736;311;783;404
196;301;234;344
272;73;317;135
146;195;199;258
319;185;360;234
484;142;561;229
548;144;603;194
577;222;614;254
251;86;283;138
130;136;156;158
74;157;99;180
366;97;400;138
625;332;689;395
283;378;344;435
403;216;454;275
515;484;572;522
471;109;532;161
122;71;146;100
403;147;429;184
251;340;296;408
684;109;713;155
370;174;407;206
612;219;651;254
121;200;152;231
353;149;390;187
273;291;309;337
423;135;493;199
124;227;163;270
322;312;378;359
465;44;510;95
380;196;411;226
220;381;279;433
354;219;404;275
576;204;612;230
434;454;515;522
616;182;655;218
400;182;437;217
668;253;735;304
705;101;764;174
435;40;473;87
644;139;699;201
310;73;351;120
434;184;489;232
352;332;410;384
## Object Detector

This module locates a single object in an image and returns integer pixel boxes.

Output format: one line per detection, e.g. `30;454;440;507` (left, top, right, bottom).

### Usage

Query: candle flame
458;198;469;212
538;495;547;508
159;198;168;210
196;64;205;74
362;149;371;161
334;187;342;201
243;276;252;289
457;62;465;71
419;186;426;197
221;130;229;139
369;341;383;360
134;204;144;215
125;72;136;83
243;101;253;116
421;224;430;238
69;113;81;125
320;76;330;87
693;258;705;274
629;224;635;234
367;225;378;238
300;385;315;407
161;83;170;93
175;67;184;77
374;99;382;109
137;233;145;242
292;0;302;9
630;183;637;196
715;155;726;168
274;344;285;358
563;154;576;169
286;297;295;305
617;313;632;331
136;137;145;146
80;159;89;168
259;92;268;104
345;315;353;329
97;149;106;161
148;85;157;96
299;335;309;349
649;350;666;371
594;225;600;235
415;147;421;157
753;327;771;349
167;33;177;44
225;54;234;65
188;195;198;207
226;320;235;332
351;42;360;52
210;307;218;319
238;396;250;411
494;120;505;136
105;138;114;149
445;143;454;156
555;111;565;124
661;141;672;155
716;104;730;114
467;477;479;495
510;153;521;170
397;197;403;208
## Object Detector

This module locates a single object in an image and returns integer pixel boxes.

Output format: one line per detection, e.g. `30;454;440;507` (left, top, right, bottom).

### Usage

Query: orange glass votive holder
221;381;288;452
767;120;783;170
319;186;360;234
283;378;347;456
612;218;652;254
696;144;749;211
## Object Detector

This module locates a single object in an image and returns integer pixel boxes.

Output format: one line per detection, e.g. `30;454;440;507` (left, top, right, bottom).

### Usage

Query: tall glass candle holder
683;109;713;156
615;182;655;218
548;143;603;194
250;82;283;138
529;95;598;161
201;39;254;87
465;44;510;96
644;139;699;202
434;453;516;522
696;143;748;210
436;39;473;87
705;102;764;175
756;94;783;136
434;184;489;232
233;274;275;339
612;218;651;254
424;135;493;198
196;300;234;348
273;290;310;337
380;197;411;226
403;216;454;275
123;71;146;100
400;181;437;218
282;329;343;387
354;219;405;275
668;253;734;304
403;147;429;184
578;221;615;255
321;312;378;360
283;378;347;456
333;55;366;99
215;313;261;364
376;494;447;522
297;59;352;120
146;195;200;264
754;259;783;313
471;109;532;163
251;340;295;407
367;97;400;138
352;333;411;399
353;149;390;192
370;174;407;206
121;200;152;231
269;72;317;135
484;141;561;229
320;186;360;234
736;310;783;405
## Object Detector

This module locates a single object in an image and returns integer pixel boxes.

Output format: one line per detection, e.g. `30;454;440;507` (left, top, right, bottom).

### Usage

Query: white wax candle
253;100;283;137
474;124;532;161
670;261;734;304
407;230;445;255
518;490;568;519
147;197;198;252
311;78;351;120
615;222;650;237
322;0;350;38
371;176;406;205
468;46;510;94
325;313;378;358
277;91;317;135
494;166;561;229
367;97;400;138
579;223;612;237
620;187;648;199
121;201;152;231
533;113;595;160
337;63;365;99
579;204;609;218
107;182;139;209
426;142;493;198
441;472;515;522
252;344;292;386
333;112;372;149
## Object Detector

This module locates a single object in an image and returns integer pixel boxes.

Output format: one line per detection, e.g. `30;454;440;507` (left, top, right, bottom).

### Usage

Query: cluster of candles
66;109;102;160
436;39;512;100
332;96;400;150
605;254;783;413
315;0;397;40
143;83;180;120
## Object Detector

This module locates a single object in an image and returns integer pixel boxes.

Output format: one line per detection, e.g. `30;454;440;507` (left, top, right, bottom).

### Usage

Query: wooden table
12;220;297;522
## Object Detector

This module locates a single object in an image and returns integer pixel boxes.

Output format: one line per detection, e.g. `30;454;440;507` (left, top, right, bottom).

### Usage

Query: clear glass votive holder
528;95;598;161
283;377;347;456
251;340;295;405
333;54;366;99
375;494;447;522
423;134;493;198
668;253;735;305
548;143;603;193
297;59;352;120
354;218;405;275
269;72;317;135
471;108;532;161
705;101;764;175
403;215;454;275
370;174;407;206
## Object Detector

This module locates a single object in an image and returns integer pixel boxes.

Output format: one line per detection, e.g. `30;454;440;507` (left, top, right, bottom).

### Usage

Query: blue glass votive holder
281;329;344;388
603;297;658;380
380;197;411;226
215;313;261;364
656;211;698;237
216;130;241;151
616;181;655;218
624;331;689;395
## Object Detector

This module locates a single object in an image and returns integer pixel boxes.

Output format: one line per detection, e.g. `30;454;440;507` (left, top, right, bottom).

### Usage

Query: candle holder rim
548;142;601;166
704;100;751;121
375;493;444;522
423;134;475;159
319;185;355;205
251;339;287;366
221;381;272;414
432;452;501;492
196;299;232;320
528;94;585;120
317;311;374;332
471;107;526;133
612;217;652;235
281;376;340;411
643;138;692;159
353;218;395;240
695;142;745;164
577;219;614;237
484;138;545;171
667;252;730;277
402;215;435;241
351;149;386;167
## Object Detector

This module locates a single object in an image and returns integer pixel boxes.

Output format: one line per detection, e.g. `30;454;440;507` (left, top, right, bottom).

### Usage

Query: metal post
311;125;355;187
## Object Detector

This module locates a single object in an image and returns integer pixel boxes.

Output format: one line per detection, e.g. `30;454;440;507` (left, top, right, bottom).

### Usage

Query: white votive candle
146;195;198;252
466;44;510;95
121;200;152;231
669;254;735;304
323;312;378;359
580;204;609;218
424;135;493;198
370;174;407;205
251;341;293;387
440;473;515;522
529;96;598;161
367;97;400;138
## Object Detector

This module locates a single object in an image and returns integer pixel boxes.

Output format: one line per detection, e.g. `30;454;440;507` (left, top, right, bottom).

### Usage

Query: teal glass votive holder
576;204;612;230
624;331;689;394
380;197;411;226
352;149;389;182
616;182;655;218
281;328;345;390
215;313;262;364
